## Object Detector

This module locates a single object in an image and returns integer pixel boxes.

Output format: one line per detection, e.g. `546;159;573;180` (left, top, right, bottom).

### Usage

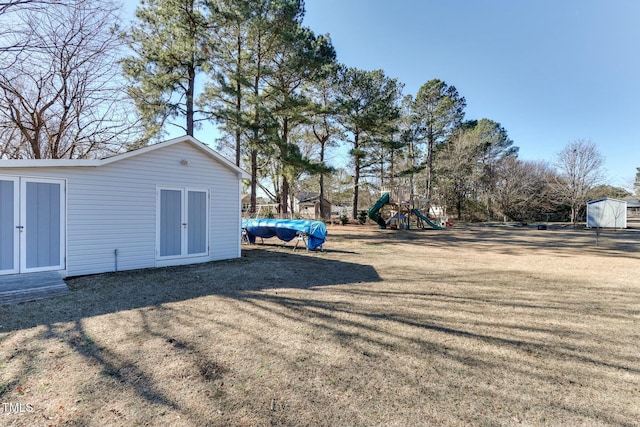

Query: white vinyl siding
0;140;243;277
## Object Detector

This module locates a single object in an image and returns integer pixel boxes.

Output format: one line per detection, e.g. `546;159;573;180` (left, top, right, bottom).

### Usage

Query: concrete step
0;272;69;305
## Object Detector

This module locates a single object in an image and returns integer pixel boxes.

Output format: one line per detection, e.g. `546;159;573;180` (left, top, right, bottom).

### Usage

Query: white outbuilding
586;197;627;229
0;135;249;278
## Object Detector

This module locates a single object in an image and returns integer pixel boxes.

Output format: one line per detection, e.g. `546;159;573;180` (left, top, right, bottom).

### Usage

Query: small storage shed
0;135;249;278
586;197;627;229
293;192;332;220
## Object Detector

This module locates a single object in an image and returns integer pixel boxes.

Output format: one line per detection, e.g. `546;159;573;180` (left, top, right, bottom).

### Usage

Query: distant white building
586;198;627;229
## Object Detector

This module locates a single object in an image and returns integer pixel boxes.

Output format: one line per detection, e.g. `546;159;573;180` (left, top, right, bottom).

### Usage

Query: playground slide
412;208;444;230
368;193;390;228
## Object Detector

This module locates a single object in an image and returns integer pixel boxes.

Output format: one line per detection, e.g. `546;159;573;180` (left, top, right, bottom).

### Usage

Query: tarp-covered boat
242;219;327;250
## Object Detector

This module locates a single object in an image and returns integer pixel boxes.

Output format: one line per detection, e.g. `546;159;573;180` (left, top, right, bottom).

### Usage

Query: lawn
1;223;639;426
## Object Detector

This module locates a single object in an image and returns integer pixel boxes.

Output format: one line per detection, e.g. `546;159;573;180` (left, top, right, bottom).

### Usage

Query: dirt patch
1;224;639;426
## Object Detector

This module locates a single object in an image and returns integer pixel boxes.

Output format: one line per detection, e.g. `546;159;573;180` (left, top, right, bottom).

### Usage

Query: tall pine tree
122;0;213;141
412;79;466;200
334;66;402;219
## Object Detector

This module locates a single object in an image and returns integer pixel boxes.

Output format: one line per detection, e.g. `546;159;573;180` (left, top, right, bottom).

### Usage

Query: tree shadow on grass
0;247;381;333
1;241;639;425
224;274;640;426
0;248;381;424
334;224;640;259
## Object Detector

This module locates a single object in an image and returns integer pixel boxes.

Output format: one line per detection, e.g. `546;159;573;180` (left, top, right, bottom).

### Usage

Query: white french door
0;177;19;274
157;187;208;260
0;176;66;275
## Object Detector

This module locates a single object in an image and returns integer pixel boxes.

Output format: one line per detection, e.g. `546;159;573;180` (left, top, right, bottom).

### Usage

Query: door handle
16;225;24;231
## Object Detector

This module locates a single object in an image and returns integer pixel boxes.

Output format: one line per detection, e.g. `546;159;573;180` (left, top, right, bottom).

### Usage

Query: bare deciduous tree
494;157;556;222
554;139;605;226
1;1;64;58
0;0;54;13
433;128;480;220
0;0;138;159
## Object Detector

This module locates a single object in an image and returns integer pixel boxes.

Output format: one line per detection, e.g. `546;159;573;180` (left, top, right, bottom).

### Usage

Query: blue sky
302;0;640;190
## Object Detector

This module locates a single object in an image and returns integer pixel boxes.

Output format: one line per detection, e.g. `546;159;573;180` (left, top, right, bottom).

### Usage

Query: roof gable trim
0;135;250;179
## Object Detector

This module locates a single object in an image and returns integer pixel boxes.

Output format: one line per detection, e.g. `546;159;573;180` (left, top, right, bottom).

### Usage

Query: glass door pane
187;191;207;255
24;181;62;270
159;189;183;257
0;178;18;274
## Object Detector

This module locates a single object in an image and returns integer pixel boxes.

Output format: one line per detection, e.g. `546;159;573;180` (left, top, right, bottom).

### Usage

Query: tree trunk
186;0;196;137
319;139;326;219
250;148;258;215
234;31;242;166
352;169;359;220
186;65;195;137
249;33;263;217
352;133;360;219
235;129;241;167
282;176;289;216
426;129;434;201
319;175;325;220
280;117;289;215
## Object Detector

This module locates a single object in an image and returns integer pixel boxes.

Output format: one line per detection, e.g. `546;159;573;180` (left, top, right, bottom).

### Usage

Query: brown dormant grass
1;223;639;426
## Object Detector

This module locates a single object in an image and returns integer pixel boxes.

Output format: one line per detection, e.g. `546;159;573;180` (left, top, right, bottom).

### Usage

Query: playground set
240;186;444;250
367;186;448;230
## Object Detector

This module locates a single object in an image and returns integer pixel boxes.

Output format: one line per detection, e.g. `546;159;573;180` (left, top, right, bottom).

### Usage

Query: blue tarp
242;218;327;250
